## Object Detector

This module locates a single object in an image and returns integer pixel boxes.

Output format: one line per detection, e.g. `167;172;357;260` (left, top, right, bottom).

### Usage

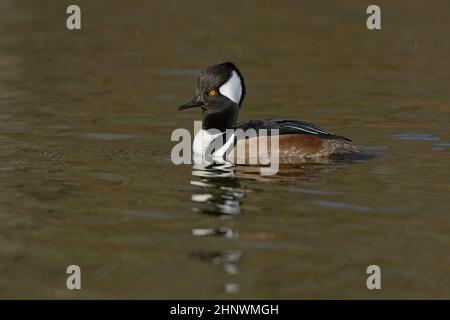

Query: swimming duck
178;62;360;164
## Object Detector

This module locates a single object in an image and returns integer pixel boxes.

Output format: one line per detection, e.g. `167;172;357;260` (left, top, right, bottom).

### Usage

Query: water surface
0;0;449;299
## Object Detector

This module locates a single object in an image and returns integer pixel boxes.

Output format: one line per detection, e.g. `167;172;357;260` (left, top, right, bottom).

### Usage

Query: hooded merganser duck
178;62;360;163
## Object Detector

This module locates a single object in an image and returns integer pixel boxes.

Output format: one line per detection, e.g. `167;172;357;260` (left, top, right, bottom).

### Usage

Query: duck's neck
202;106;239;132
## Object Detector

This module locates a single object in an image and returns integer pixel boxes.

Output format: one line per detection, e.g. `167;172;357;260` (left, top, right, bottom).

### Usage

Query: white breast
193;129;235;163
193;129;221;155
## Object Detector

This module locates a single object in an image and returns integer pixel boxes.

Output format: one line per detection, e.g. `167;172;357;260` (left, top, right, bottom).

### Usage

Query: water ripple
81;133;133;140
313;200;372;212
392;133;440;141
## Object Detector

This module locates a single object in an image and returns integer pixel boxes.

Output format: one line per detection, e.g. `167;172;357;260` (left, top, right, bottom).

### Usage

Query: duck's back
230;119;360;163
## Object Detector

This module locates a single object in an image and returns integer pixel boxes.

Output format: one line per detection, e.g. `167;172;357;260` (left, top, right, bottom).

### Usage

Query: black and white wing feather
236;119;351;141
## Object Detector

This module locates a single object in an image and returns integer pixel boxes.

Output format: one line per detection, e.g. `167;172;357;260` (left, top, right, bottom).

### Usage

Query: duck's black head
178;62;246;132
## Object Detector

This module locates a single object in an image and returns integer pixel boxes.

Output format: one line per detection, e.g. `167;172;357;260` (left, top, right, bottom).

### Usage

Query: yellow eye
209;90;217;96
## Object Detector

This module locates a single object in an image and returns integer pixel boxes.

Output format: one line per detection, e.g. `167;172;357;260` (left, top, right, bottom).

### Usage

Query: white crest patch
219;70;242;104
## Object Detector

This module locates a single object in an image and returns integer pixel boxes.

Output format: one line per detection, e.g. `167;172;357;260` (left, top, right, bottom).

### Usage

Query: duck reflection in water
189;160;341;217
188;161;343;295
190;162;247;216
189;163;245;294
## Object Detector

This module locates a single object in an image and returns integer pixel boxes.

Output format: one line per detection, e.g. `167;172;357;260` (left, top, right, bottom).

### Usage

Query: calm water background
0;0;449;298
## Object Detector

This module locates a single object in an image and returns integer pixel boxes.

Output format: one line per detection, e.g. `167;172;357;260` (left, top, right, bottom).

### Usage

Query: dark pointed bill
177;98;204;110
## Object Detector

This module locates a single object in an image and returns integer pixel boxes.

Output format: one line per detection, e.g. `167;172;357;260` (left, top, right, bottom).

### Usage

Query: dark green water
0;0;449;298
